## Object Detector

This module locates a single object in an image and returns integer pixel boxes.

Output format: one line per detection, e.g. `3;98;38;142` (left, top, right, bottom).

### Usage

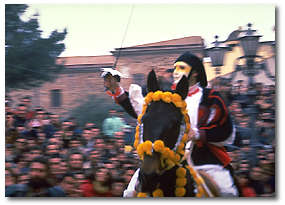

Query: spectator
102;109;126;138
20;96;35;120
45;142;61;156
236;172;256;197
81;128;96;152
248;166;266;196
13;104;28;127
17;172;30;185
110;177;126;197
6;156;64;197
49;113;62;130
81;167;112;197
48;154;65;185
66;149;85;173
58;172;77;196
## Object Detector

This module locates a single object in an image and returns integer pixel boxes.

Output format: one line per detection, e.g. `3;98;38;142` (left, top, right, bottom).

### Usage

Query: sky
21;3;276;57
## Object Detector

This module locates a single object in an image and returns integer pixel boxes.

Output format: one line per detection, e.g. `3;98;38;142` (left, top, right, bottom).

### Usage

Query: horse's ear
175;76;189;100
147;70;160;92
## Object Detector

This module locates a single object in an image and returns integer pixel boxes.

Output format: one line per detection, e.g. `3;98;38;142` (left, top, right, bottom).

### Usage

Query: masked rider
102;52;238;197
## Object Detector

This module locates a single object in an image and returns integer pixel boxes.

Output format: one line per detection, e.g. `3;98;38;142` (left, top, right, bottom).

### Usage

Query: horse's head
136;70;189;177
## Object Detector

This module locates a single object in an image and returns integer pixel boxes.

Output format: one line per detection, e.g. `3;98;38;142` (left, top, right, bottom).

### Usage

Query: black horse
136;70;195;197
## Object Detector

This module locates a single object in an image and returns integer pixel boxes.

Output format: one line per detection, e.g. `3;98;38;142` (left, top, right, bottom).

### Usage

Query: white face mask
172;61;192;84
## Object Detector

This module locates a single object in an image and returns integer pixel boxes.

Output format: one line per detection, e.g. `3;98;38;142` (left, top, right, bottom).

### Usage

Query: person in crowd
20;96;35;120
13;104;28;127
236;171;256;197
81;127;97;153
102;109;126;138
48;154;65;186
6;156;64;197
110;177;126;197
45;142;61;156
66;149;85;173
81;167;113;197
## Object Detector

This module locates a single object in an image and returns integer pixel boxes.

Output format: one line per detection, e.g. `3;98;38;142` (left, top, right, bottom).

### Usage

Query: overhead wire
112;4;135;70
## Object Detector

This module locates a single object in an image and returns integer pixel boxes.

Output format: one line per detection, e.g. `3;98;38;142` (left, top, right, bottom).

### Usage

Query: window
50;89;62;107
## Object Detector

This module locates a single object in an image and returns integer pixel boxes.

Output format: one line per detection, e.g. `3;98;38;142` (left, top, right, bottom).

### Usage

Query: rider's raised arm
101;69;138;119
113;89;138;119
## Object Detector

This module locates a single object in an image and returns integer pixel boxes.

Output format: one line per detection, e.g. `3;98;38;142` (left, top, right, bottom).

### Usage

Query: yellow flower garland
152;188;164;197
134;91;191;197
186;165;208;197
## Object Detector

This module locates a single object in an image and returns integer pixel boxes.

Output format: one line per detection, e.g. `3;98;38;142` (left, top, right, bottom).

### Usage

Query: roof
126;36;203;48
224;29;243;42
56;55;114;67
112;36;204;56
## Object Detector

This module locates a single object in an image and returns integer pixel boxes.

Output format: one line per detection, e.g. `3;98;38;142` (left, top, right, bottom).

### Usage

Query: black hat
175;52;207;87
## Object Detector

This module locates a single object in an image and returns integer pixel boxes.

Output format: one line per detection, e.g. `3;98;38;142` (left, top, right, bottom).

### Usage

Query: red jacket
80;180;112;197
240;186;257;197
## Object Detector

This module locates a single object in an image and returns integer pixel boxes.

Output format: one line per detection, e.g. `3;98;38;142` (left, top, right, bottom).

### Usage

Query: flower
142;105;148;114
161;92;172;103
181;134;188;143
184;114;190;125
173;101;184;108
186;122;191;131
144;92;154;104
162;147;171;158
176;178;187;187
137;192;148;197
175;153;181;162
181;101;187;109
175;187;186;197
137;114;143;124
176;167;186;178
165;159;175;169
143;140;153;156
152;91;163;101
196;192;202;197
197;186;205;197
133;139;139;149
171;93;182;102
177;143;185;151
152;188;164;197
153;140;165;152
136;125;140;133
137;143;145;159
168;150;176;162
179;150;185;156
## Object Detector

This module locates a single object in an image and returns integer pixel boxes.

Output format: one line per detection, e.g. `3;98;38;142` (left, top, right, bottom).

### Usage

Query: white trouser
123;165;238;197
123;168;140;197
194;164;238;197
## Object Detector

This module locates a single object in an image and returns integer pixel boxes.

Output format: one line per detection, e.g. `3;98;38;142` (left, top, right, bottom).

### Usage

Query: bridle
133;91;190;170
133;90;213;197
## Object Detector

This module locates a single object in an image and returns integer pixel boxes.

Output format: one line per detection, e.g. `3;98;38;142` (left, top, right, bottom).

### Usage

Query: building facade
7;32;275;117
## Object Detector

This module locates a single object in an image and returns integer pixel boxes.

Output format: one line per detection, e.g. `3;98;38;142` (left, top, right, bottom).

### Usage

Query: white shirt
185;83;203;139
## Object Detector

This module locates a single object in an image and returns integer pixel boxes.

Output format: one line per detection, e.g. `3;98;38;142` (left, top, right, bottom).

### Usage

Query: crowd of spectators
5;96;139;197
215;79;275;197
5;79;275;197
